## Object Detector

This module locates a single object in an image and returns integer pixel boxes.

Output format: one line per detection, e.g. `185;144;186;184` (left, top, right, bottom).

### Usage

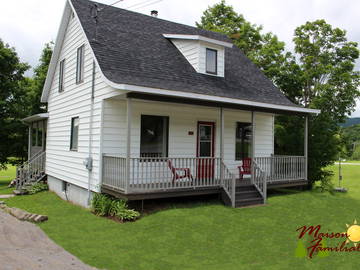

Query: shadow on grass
129;194;222;215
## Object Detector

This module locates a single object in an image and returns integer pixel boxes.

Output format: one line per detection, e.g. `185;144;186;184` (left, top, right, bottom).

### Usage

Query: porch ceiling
126;93;315;116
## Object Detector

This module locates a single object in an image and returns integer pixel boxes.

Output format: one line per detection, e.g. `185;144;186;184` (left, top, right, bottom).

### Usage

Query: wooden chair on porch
167;160;194;183
238;157;251;179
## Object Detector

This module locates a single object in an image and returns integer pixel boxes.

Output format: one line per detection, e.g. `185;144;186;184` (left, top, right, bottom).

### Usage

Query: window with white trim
70;117;79;151
140;115;169;158
206;48;217;74
59;59;65;92
235;122;252;160
76;45;85;84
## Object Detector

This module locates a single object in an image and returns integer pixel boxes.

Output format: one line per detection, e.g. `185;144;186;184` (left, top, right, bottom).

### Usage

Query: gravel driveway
0;210;98;270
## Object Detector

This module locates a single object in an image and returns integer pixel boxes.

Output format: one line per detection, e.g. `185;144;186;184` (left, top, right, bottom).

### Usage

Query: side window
70;117;79;151
76;45;85;84
59;59;65;92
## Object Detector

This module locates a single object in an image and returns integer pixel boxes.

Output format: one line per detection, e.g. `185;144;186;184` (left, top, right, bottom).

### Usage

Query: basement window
206;48;217;75
70;117;79;151
62;181;68;193
235;122;252;160
140;115;169;158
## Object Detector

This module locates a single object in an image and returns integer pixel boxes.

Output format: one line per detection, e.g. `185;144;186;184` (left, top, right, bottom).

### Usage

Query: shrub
109;199;140;221
115;208;140;221
91;194;140;221
91;193;112;216
27;182;48;194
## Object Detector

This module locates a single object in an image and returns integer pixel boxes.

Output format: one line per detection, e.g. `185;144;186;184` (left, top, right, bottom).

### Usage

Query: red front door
197;122;215;180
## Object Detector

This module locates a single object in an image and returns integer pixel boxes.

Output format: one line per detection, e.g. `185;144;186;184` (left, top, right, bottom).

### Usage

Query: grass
0;165;15;194
2;164;360;269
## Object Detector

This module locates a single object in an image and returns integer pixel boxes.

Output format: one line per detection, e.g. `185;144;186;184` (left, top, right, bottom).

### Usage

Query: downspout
87;60;96;205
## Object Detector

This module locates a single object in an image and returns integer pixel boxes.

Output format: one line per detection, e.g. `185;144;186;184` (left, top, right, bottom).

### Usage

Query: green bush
115;208;140;221
91;193;140;221
109;200;140;221
27;182;48;194
91;193;112;216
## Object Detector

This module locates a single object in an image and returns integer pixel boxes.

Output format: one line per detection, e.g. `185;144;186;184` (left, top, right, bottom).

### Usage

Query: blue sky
1;0;359;116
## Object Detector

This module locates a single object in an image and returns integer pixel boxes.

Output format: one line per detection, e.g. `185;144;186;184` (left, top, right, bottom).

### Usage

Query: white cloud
1;0;360;115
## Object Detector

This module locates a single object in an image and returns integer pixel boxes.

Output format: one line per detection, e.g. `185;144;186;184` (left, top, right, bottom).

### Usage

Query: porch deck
101;155;307;204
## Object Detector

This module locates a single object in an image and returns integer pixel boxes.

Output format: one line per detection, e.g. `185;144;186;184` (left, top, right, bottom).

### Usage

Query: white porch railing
102;155;307;197
220;161;236;207
254;156;306;183
102;155;223;193
252;159;267;203
15;151;46;190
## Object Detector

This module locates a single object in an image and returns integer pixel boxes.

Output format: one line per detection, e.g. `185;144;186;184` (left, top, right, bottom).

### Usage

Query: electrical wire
129;0;163;11
125;0;155;9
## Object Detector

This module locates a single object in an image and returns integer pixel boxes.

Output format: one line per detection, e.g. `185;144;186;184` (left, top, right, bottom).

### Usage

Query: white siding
170;39;225;77
171;40;200;72
102;99;274;175
46;13;120;191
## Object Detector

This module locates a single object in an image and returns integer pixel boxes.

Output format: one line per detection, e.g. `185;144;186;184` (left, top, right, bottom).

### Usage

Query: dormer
163;34;233;77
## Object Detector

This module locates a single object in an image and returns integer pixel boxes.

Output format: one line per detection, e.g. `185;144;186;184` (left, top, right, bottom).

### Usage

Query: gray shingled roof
71;0;298;107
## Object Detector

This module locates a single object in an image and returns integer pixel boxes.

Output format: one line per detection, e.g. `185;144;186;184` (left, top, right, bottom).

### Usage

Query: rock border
0;202;48;223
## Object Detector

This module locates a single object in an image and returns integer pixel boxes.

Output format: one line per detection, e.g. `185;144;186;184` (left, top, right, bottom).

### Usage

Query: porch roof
22;113;49;124
126;93;319;115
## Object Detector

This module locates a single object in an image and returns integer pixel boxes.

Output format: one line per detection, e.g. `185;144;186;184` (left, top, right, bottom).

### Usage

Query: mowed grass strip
2;164;360;269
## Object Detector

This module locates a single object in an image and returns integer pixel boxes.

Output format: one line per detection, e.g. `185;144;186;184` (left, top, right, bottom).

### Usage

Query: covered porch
100;93;310;207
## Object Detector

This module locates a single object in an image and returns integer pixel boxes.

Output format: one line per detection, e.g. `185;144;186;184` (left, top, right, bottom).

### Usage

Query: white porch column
41;120;46;151
220;107;224;183
251;111;255;184
126;98;132;194
28;125;32;160
304;115;308;181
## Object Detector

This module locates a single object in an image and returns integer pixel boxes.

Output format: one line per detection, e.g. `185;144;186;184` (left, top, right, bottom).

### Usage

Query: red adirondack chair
167;160;194;182
238;158;251;179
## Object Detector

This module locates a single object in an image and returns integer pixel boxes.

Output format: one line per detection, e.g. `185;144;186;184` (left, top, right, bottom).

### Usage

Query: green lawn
0;165;15;194
3;164;360;269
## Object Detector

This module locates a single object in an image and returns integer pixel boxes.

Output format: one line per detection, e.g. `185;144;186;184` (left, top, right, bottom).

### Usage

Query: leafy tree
0;41;53;169
339;124;360;158
197;2;360;184
281;20;360;183
27;42;53;115
0;39;30;168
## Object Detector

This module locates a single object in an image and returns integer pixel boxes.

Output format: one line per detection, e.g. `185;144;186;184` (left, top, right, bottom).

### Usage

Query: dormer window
206;48;217;75
163;34;232;77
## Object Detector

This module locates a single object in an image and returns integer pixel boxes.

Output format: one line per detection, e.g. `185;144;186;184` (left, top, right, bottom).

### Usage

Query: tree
27;42;53;115
197;2;360;184
0;39;30;168
281;20;360;183
0;41;53;169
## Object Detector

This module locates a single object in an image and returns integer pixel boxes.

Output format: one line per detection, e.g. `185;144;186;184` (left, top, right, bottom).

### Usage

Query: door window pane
199;142;211;157
140;115;169;158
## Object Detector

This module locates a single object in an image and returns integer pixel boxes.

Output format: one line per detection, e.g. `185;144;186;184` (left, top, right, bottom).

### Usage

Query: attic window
206;48;217;75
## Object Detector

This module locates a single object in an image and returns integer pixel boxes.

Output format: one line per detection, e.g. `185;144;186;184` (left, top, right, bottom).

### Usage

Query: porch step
235;197;264;207
234;184;264;207
236;185;256;192
236;190;262;199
